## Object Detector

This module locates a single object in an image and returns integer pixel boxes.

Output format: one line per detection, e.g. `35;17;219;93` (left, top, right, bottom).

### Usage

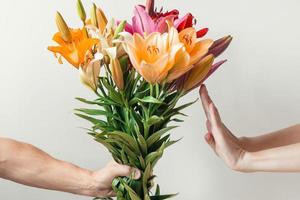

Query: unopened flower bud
96;7;108;33
55;12;72;43
91;3;98;27
77;0;86;22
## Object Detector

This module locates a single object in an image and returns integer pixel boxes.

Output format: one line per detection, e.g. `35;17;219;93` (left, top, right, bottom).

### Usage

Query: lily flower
48;12;99;68
121;31;183;84
166;25;213;82
172;35;233;92
86;18;127;66
79;58;101;91
174;13;209;38
126;5;178;35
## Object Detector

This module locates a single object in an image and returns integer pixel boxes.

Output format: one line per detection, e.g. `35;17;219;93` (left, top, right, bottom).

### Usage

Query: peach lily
79;57;101;91
120;30;183;84
165;25;213;82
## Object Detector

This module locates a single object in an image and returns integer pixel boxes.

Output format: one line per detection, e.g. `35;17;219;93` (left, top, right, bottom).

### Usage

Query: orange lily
48;12;99;68
166;25;213;82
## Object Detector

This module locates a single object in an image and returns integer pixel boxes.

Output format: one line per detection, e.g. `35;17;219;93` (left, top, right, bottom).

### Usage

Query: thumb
205;132;216;150
110;162;141;180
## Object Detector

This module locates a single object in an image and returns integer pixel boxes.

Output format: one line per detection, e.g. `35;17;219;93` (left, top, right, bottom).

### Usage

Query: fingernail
131;168;141;179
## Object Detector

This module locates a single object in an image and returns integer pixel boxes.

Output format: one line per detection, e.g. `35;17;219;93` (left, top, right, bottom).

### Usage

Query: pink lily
126;5;179;35
131;5;156;35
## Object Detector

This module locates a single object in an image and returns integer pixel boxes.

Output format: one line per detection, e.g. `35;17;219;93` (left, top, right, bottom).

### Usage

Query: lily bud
91;3;98;27
96;7;108;33
79;60;101;91
110;58;124;90
113;20;127;39
190;59;227;91
208;35;233;58
183;54;214;91
145;0;155;16
55;12;72;43
77;0;86;22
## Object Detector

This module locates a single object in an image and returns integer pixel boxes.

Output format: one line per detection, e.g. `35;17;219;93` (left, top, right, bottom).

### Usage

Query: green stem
121;91;131;134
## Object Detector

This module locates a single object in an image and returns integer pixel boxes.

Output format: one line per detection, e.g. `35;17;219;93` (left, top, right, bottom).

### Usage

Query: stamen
147;45;160;55
183;34;192;45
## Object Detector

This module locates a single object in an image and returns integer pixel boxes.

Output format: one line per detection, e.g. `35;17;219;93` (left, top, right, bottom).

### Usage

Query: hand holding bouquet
48;0;232;199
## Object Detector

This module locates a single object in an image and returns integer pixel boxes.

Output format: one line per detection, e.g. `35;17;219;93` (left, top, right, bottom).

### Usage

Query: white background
1;0;300;199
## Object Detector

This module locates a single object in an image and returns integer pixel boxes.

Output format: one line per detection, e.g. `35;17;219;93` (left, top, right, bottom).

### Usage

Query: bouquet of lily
48;0;232;199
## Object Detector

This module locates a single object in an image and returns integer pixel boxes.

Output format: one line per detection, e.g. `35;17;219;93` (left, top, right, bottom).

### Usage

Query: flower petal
183;54;214;91
166;48;191;82
189;39;213;65
139;54;169;83
132;5;156;35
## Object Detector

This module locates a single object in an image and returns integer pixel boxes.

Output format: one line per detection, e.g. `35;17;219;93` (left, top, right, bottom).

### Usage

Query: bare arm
240;124;300;152
242;143;300;172
0;137;140;197
199;85;300;173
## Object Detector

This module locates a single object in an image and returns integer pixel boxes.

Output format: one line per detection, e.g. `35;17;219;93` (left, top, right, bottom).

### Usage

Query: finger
110;162;141;180
106;190;116;197
199;85;213;120
209;103;222;128
206;120;212;132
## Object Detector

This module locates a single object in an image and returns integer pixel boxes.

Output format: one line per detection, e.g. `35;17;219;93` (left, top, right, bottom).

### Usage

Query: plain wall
1;0;300;199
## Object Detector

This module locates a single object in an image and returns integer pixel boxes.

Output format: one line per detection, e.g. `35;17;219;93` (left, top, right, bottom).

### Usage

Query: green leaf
139;96;163;104
155;184;160;196
75;97;100;105
148;135;170;152
121;146;129;164
143;164;151;196
138;155;146;169
109;131;140;154
173;99;198;113
147;115;164;126
94;138;119;156
121;180;142;200
146;126;177;148
171;118;184;122
165;138;182;149
74;108;108;116
150;193;178;200
145;194;151;200
75;113;107;126
137;133;147;155
145;143;165;166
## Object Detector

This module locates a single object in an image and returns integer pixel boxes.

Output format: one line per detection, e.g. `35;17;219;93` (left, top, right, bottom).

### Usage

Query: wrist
239;136;257;152
235;151;258;173
70;166;98;197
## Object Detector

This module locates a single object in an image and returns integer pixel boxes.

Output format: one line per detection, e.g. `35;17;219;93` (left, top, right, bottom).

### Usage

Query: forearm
0;138;96;196
240;124;300;151
240;142;300;172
